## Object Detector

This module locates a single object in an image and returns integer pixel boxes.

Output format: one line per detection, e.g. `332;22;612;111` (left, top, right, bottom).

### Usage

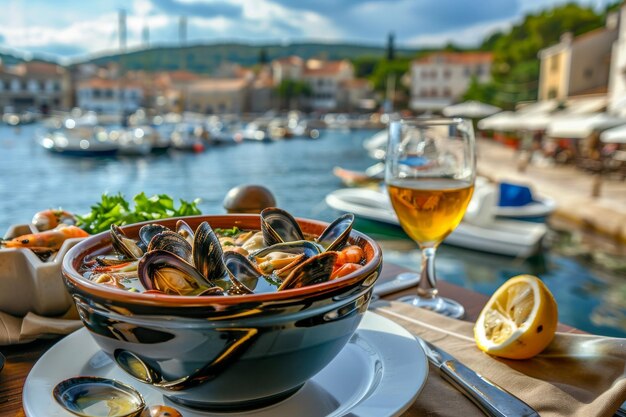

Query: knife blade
416;337;539;417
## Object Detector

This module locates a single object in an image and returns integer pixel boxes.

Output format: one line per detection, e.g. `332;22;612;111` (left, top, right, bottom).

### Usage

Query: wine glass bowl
385;117;476;318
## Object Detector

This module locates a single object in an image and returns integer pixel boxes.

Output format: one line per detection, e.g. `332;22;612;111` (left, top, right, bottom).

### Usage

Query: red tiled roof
303;60;351;76
414;52;493;65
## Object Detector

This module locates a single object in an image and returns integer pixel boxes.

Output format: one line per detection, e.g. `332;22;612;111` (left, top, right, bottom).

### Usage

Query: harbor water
1;123;624;337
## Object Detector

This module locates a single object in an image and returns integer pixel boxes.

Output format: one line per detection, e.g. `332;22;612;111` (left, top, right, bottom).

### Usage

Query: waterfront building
538;15;618;101
185;78;249;114
76;77;143;114
0;60;70;113
609;3;626;116
409;51;492;112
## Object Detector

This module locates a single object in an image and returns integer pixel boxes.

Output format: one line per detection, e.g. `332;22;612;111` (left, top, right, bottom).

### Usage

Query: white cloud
406;18;513;47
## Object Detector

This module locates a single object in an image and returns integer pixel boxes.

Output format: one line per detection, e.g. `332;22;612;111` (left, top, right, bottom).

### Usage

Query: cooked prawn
31;209;76;231
335;245;365;266
331;263;363;279
2;225;89;252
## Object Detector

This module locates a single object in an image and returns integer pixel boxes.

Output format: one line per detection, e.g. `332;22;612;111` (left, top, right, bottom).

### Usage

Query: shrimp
335;245;365;266
32;209;77;231
2;225;89;252
331;263;363;280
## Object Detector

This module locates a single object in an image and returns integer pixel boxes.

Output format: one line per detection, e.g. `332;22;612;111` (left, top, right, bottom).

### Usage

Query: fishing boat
325;185;547;258
333;165;555;221
37;127;119;157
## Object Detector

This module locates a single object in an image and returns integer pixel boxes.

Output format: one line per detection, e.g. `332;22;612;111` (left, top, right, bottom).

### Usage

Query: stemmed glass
385;117;476;318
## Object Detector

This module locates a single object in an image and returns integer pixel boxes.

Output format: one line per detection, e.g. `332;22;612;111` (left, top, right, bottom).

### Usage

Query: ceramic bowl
62;214;382;411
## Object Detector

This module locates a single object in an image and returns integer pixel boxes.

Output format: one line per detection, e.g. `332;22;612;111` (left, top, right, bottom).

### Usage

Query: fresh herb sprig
76;192;201;234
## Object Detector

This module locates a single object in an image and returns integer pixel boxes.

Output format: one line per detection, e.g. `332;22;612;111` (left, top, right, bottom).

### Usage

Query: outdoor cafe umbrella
443;101;501;118
546;113;626;139
477;111;517;131
600;123;626;143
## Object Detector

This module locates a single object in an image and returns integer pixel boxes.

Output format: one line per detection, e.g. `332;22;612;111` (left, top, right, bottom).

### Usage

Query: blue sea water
0;123;624;338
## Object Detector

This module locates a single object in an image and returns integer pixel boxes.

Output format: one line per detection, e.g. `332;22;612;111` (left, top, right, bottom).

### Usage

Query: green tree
489;3;605;108
276;79;312;109
352;56;380;78
386;32;395;61
462;76;498;104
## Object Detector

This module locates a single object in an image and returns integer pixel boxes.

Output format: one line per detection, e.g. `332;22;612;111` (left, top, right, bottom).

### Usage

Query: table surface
0;263;580;417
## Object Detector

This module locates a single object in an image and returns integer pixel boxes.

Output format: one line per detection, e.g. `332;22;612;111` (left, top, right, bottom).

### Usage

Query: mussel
110;224;144;259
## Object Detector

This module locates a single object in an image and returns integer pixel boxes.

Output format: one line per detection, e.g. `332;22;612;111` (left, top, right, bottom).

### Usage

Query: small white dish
24;311;428;417
1;223;84;316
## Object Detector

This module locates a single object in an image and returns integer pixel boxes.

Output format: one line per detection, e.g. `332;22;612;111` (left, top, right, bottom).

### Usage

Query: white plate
24;311;428;417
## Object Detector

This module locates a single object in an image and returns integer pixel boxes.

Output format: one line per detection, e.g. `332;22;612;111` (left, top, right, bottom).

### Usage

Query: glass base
397;294;465;319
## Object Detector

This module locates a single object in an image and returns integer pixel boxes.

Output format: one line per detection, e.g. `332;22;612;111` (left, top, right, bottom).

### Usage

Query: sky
0;0;616;61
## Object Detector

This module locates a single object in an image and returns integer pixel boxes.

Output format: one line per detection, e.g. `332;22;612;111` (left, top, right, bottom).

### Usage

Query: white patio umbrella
443;101;501;118
477;111;517;131
600;123;626;143
546;113;626;139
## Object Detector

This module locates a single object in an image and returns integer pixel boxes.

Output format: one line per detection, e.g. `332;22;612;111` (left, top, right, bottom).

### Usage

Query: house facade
609;4;626;116
410;52;492;111
0;60;70;113
76;78;143;113
538;15;618;101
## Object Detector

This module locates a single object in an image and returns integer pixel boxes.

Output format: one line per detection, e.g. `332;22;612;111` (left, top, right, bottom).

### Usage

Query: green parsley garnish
76;192;201;234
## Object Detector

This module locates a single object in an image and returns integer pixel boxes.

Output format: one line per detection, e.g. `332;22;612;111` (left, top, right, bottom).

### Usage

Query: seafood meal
81;208;365;296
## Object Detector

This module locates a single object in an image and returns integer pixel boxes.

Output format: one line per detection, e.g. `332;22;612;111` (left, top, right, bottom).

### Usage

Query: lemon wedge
474;275;558;360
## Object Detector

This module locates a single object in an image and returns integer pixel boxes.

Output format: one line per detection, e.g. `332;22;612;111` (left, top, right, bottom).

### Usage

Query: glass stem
417;247;438;299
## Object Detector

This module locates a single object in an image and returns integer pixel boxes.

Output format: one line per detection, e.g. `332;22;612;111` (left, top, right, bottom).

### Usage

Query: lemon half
474;275;558;360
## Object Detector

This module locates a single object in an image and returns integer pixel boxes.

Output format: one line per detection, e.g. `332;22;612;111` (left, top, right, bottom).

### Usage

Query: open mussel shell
138;250;216;295
176;220;195;245
223;251;258;294
147;231;193;264
193;222;227;280
53;376;145;417
279;251;338;291
110;224;144;260
261;207;305;246
317;213;354;252
139;224;171;247
250;240;322;259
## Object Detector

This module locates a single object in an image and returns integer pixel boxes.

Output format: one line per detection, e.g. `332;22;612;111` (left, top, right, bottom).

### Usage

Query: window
420;88;428;97
443;88;451;97
431;70;437;79
443;69;451;79
93;89;101;98
430;87;437;97
550;55;559;72
464;67;471;77
421;70;428;79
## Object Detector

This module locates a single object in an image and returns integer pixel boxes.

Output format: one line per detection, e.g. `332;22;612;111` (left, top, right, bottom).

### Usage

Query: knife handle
440;360;539;417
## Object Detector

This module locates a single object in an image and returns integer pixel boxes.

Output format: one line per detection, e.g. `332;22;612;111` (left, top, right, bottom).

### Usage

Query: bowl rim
62;214;382;307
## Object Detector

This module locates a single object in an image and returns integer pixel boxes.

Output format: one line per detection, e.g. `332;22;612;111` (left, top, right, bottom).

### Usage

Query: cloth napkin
373;301;626;417
0;307;82;346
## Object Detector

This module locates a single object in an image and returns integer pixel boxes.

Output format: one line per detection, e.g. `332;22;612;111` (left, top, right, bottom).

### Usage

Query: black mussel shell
193;222;228;281
249;240;322;259
261;207;305;246
138;250;214;295
317;213;354;252
110;224;144;259
176;220;195;245
139;224;171;247
222;251;259;294
279;252;338;291
147;231;193;264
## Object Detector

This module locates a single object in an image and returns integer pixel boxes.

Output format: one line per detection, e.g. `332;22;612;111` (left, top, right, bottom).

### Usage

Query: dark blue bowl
62;214;382;410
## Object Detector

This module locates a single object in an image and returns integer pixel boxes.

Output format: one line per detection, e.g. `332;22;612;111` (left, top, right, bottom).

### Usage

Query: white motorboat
325;185;547;258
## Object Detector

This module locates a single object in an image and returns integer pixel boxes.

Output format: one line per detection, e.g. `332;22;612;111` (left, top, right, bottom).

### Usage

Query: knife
416;337;539;417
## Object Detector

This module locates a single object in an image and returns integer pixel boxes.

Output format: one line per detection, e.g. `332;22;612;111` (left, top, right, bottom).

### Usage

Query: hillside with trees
465;2;620;108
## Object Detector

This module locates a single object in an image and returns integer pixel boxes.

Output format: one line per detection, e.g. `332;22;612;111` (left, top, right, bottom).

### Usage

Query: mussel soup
80;209;365;296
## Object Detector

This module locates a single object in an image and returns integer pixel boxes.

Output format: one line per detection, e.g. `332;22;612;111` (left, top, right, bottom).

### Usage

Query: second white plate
24;311;428;417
